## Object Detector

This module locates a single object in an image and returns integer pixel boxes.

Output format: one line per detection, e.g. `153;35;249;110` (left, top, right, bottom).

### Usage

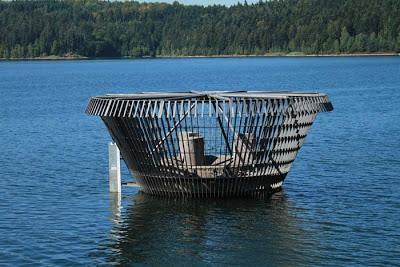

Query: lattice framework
86;91;333;197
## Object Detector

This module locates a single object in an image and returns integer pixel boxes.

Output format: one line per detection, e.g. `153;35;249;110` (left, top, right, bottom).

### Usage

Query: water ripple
0;57;399;266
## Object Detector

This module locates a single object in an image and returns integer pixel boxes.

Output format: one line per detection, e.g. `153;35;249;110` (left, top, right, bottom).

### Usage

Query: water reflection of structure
104;192;313;265
86;91;333;197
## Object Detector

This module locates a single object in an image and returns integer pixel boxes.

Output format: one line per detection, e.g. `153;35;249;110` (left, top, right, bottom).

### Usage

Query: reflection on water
1;57;399;265
104;191;315;266
109;193;122;230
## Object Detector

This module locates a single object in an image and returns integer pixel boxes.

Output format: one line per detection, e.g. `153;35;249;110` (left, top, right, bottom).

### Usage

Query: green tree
0;0;399;58
340;27;351;52
51;40;60;56
396;34;400;52
333;39;340;53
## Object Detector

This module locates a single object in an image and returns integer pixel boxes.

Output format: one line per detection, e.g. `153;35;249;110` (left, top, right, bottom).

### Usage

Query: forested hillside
0;0;399;58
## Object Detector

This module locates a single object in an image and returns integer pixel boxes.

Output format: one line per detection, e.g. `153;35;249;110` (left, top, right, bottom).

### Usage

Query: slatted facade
86;91;333;198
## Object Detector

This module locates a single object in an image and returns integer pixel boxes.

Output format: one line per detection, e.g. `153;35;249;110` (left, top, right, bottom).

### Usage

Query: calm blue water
0;57;399;266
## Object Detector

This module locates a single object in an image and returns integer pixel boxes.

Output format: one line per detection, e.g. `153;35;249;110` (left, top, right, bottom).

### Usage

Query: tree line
0;0;399;58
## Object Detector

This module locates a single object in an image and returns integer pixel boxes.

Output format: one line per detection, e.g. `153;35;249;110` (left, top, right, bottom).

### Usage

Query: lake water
0;57;399;266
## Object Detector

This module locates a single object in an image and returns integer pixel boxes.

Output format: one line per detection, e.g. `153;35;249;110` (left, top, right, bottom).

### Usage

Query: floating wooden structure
86;91;333;198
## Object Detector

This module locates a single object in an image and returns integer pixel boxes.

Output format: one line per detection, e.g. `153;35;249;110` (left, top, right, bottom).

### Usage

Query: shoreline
1;52;398;61
157;52;400;58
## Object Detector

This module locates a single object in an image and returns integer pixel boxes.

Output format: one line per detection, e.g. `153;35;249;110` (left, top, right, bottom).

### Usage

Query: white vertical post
109;142;121;193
